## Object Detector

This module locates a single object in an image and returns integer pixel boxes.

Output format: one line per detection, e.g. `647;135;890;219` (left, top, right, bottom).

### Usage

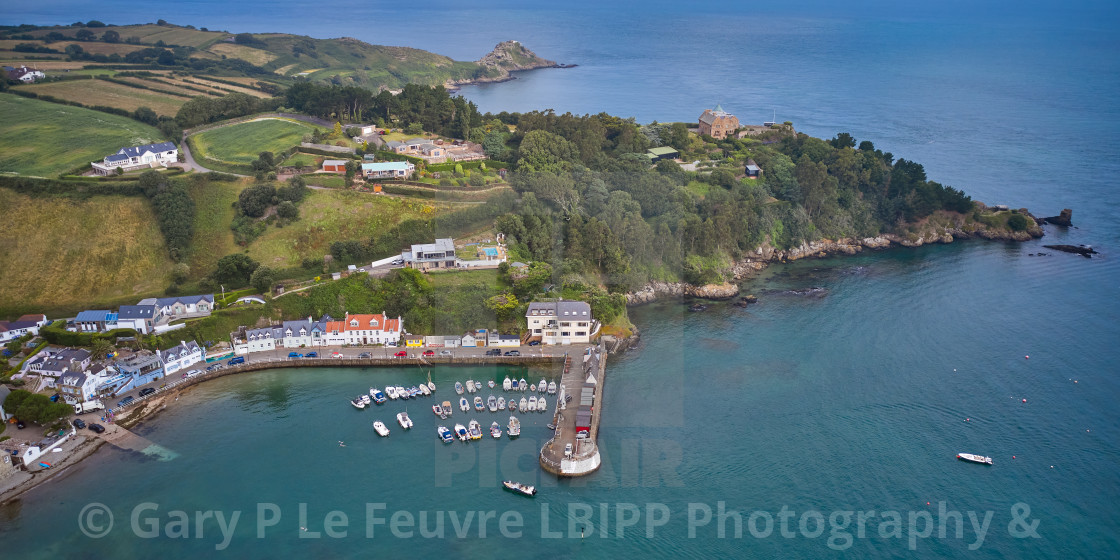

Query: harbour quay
539;343;606;477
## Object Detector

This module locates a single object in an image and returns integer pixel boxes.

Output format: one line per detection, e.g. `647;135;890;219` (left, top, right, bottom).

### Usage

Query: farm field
23;78;188;116
0;93;165;177
190;118;317;171
0;189;174;317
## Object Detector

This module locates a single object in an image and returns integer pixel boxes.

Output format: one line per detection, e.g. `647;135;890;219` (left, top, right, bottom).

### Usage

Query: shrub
1007;213;1031;232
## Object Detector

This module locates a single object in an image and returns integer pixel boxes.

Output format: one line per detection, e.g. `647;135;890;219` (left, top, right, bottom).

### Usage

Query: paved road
176;134;247;176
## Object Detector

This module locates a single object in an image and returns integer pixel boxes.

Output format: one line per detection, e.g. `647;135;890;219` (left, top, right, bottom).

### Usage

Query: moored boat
502;480;536;497
488;380;496;389
547;381;557;394
441;401;453;416
459;397;470;412
528;395;538;412
507;415;521;438
508;399;518;412
519;378;528;391
433;405;444;417
454;423;468;441
519;397;528;412
438;425;453;443
410;386;421;398
511;378;519;391
428;380;436;392
503;376;512;391
490;421;502;438
386;386;399;400
538;396;547;412
957;453;993;465
455;381;464;395
468;420;482;440
398;386;410;400
373;421;390;437
397;411;413;429
420;384;431;396
351;397;366;409
538;378;547;393
497;396;506;410
361;394;372;405
372;388;387;404
474;396;485;411
488;395;498;412
530;383;537;392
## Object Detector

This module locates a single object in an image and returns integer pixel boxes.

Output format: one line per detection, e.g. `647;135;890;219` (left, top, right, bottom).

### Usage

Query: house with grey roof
74;310;116;333
159;340;203;375
525;300;596;345
59;364;113;404
117;305;160;334
137;294;214;319
115;351;165;388
29;348;92;389
0;316;47;343
91;141;178;175
402;238;457;271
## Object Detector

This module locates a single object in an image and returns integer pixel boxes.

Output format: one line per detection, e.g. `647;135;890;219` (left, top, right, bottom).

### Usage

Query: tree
171;263;191;283
86;20;107;27
516;130;578;174
485;293;520;321
91;339;114;360
238;184;276;217
831;132;857;149
213;254;260;286
250;266;277;292
132;106;158;126
345;160;360;186
75;29;95;41
277;200;299;219
101;30;120;43
333;121;343;137
1007;213;1031;232
277;175;307;203
405;122;424;135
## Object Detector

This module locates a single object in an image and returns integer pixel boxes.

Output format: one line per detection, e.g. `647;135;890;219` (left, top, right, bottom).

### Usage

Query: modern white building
402;238;457;271
138;294;215;319
361;161;415;178
59;364;114;404
525;300;595;345
116;305;160;335
91;142;179;175
159;340;204;375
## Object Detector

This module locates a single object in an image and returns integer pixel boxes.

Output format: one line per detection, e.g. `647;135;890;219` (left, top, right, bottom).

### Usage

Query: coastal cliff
445;40;566;88
626;208;1046;305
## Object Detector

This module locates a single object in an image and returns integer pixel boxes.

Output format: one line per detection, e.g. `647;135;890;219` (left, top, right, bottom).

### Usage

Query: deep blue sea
3;1;1119;557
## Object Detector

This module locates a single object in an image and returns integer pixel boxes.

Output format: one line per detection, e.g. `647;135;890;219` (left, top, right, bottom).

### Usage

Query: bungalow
418;143;445;159
322;159;348;173
403;335;425;348
116;305;160;334
646;146;679;163
402;238;457;271
460;332;480;347
361;161;414;178
74;310;116;333
493;334;521;348
4;65;45;83
91;142;178;175
526;300;595;345
385;140;408;154
159;340;204;375
0;314;48;342
138;294;214;319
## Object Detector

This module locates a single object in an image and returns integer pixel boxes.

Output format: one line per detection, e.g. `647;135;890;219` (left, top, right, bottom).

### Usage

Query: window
561;332;571;337
577;332;587;336
534;329;542;334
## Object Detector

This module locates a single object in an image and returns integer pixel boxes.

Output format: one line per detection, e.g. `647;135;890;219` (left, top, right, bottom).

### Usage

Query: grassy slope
0;93;164;177
184;179;243;280
191;118;316;169
0;189;173;317
24;78;188;116
247;190;436;268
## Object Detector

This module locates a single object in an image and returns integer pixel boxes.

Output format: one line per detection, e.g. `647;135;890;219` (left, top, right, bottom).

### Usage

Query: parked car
138;388;156;397
228;356;245;365
394;350;408;357
206;364;221;372
504;350;521;356
118;396;135;407
16;420;25;429
332;352;344;358
305;352;318;358
387;341;398;347
288;352;303;358
358;352;372;359
528;341;541;346
485;349;501;356
50;394;60;402
439;350;453;356
564;443;573;458
184;369;202;378
422;350;435;357
72;419;86;429
88;423;105;434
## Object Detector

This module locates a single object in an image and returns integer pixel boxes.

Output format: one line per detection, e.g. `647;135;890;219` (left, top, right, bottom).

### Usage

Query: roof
647;147;679;156
105;154;129;163
385;141;405;149
142;294;215;308
322;159;347;167
361;161;412;172
745;164;761;172
117;305;156;320
699;107;735;125
498;334;520;341
160;340;201;362
75;310;115;322
410;238;455;255
117;142;176;158
17;314;46;323
406;138;429;145
526;300;593;319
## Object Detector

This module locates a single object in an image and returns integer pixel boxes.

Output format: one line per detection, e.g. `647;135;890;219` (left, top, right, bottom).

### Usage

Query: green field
0;93;165;177
0;189;174;317
184;178;243;279
191;118;316;172
24;78;188;116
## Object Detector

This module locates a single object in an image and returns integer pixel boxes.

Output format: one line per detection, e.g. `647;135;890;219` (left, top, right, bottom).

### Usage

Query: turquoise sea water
2;1;1119;557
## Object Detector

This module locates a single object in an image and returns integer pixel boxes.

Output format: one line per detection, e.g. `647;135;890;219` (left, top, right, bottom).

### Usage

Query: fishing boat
528;395;538;412
508;399;518;412
488;395;498;412
490;422;502;438
547;381;557;394
538;396;547;412
386;386;399;400
519;397;528;412
511;378;519;391
497;396;506;410
441;401;453;416
397;411;413;429
432;405;444;417
474;396;485;411
488;380;496;389
468;420;482;440
455;381;464;395
519;378;528;391
351;397;366;409
438;426;453;443
508;416;521;438
454;423;468;441
957;453;993;465
419;384;431;396
503;376;512;391
502;480;537;497
538;378;547;393
371;388;387;404
373;421;390;437
459;397;470;412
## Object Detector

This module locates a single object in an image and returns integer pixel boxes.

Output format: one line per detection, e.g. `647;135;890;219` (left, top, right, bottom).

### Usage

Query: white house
159;340;204;375
493;334;521;347
91;142;179;175
138;294;214;319
0;314;48;342
4;65;45;83
402;238;457;271
329;313;403;346
59;364;114;404
116;305;160;334
281;317;327;348
30;348;93;389
233;326;283;355
526;300;595;345
361;161;415;178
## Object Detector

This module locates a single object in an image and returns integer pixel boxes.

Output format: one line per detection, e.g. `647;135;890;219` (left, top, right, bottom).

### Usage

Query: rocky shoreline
445;40;572;90
626;214;1047;306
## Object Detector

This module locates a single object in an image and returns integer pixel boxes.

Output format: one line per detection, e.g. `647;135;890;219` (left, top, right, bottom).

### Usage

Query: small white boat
386;386;399;400
397;411;413;429
511;378;519;391
369;387;378;398
488;380;496;389
490;422;502;438
361;394;372;405
474;396;485;411
419;384;431;396
957;453;993;465
428;380;436;392
438;426;453;443
432;405;444;417
442;401;453;416
502;480;536;497
373;421;390;437
538;396;547;412
507;415;520;438
497;396;506;410
468;420;482;440
371;388;387;404
351;397;366;409
508;399;518;412
538;378;547;393
454;424;468;441
547;381;557;394
459;397;470;412
487;395;498;412
531;383;538;392
397;386;410;400
455;382;464;395
519;397;528;412
528;395;538;412
503;376;512;391
519;378;528;391
467;380;478;393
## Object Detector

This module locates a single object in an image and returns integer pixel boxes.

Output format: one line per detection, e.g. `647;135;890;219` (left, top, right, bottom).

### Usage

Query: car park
72;419;86;429
88;423;105;434
138;388;156;397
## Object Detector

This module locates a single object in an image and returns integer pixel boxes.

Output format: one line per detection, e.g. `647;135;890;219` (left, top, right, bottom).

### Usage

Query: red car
423;350;435;357
394;350;408;357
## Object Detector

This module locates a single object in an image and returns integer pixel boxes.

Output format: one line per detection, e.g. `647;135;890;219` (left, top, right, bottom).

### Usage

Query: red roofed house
341;313;402;345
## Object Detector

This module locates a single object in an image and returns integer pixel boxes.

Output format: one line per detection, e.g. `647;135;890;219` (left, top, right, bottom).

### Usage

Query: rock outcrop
1043;209;1073;227
625;281;738;305
445;41;565;88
